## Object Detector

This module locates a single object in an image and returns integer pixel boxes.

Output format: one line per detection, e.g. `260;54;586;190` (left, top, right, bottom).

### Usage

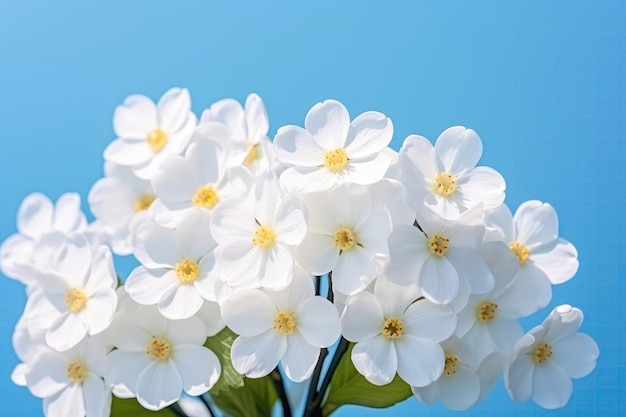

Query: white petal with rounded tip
279;166;336;194
274;125;325;167
114;94;158;138
345;152;393;185
221;290;276;337
532;362;573;409
294;233;338;275
245;93;269;137
373;277;421;318
281;332;320;382
151;156;200;207
399;134;436;183
542;305;584;343
0;233;32;280
333;246;376;296
48;234;92;287
497;264;552;318
412;383;438;405
259;243;294;290
352;336;397;386
505;352;534;402
25;351;67;398
53;193;87;233
304;100;350;150
231;331;287;378
210;199;257;244
167;316;209;347
514;200;558;247
137;360;183;411
438;363;480;410
403;301;456;342
159;285;205;320
158;87;192;132
446;247;494;295
344;111;392;159
125;267;179;306
385;226;427;286
175;212;215;261
395;335;444;387
435;126;482;174
107;319;153;352
484;204;515;242
531;238;578;284
419;255;459;305
104;139;152;166
46;313;88;351
172;345;221;395
295;297;341;347
43;384;86;417
219;240;262;288
274;197;307;245
456;166;506;210
105;350;151;397
341;291;384;342
83;374;110;417
551;333;599;378
131;218;180;268
195;300;225;337
81;287;117;334
487;317;523;352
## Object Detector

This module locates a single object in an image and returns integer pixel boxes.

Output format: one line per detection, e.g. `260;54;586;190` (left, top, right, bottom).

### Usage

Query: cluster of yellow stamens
333;228;357;251
509;241;530;265
533;342;553;364
133;193;156;212
477;301;498;322
428;234;450;256
273;311;296;335
175;259;199;283
146;337;172;360
252;225;276;249
66;360;87;383
432;172;457;196
381;317;404;339
147;129;168;153
192;186;219;209
443;355;458;376
64;288;88;313
323;148;348;172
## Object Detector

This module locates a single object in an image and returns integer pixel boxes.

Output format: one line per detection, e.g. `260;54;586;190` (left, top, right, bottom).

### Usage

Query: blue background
1;1;624;415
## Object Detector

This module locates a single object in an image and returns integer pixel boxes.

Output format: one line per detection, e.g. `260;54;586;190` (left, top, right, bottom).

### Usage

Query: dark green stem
167;403;189;417
199;394;215;417
271;368;293;417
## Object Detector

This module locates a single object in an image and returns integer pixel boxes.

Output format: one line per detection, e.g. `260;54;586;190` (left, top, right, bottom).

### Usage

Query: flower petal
230;331;287;378
341;291;384;342
281;332;320;382
514;200;558;247
304;99;350;150
551;333;599;378
295;297;340;347
344;111;392;158
532;362;573;409
172;345;221;395
434;126;482;174
403;301;457;342
136;360;183;411
351;336;397;386
395;335;444;387
113;94;158;138
158;284;205;320
221;290;275;337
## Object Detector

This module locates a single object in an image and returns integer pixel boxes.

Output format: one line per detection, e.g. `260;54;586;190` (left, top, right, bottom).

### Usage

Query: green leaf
211;376;278;417
204;327;245;394
322;344;412;416
111;396;178;416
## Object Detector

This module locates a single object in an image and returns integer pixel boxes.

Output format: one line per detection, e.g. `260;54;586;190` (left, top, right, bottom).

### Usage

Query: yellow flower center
533;342;553;364
432;172;457;196
477;301;498;323
243;142;261;166
133;193;155;212
66;360;87;383
192;186;219;209
252;225;276;250
509;241;531;265
428;234;450;256
381;317;404;340
146;337;172;360
64;288;87;313
273;311;296;335
175;259;199;284
333;227;357;251
324;148;348;173
443;355;458;376
147;129;168;153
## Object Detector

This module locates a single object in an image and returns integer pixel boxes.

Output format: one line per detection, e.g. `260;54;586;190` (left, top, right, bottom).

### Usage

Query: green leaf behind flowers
322;344;412;416
204;327;245;394
211;376;278;417
111;397;178;416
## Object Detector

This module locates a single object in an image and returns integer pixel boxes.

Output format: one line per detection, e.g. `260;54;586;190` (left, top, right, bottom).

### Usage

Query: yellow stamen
133;193;155;212
509;241;530;265
333;228;356;251
273;311;296;335
147;337;171;360
443;355;458;376
243;142;261;166
147;129;168;153
66;360;87;383
192;186;219;209
432;172;457;196
477;301;498;322
533;342;553;364
381;317;404;339
324;148;348;173
428;234;450;256
64;288;87;313
175;259;199;283
252;225;276;250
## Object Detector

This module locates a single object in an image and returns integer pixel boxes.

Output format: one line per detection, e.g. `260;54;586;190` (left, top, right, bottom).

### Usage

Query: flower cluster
2;88;598;417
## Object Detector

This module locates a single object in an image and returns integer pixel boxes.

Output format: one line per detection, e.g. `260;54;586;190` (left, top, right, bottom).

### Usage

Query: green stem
271;368;293;417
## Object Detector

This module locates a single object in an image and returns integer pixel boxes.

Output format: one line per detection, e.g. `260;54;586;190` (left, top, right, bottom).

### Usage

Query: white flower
274;99;393;193
125;211;221;320
29;233;118;351
341;277;457;387
398;127;505;219
24;337;111;417
200;93;275;175
88;163;155;255
504;305;599;409
486;200;579;286
105;303;220;411
1;192;86;286
104;88;196;180
220;268;341;382
150;137;253;226
385;204;494;305
210;172;307;290
295;182;391;295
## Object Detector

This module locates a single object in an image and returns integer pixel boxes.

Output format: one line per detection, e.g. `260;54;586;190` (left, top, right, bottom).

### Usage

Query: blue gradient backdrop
1;1;624;416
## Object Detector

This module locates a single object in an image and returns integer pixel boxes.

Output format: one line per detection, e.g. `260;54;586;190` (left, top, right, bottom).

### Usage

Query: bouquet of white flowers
2;87;599;417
